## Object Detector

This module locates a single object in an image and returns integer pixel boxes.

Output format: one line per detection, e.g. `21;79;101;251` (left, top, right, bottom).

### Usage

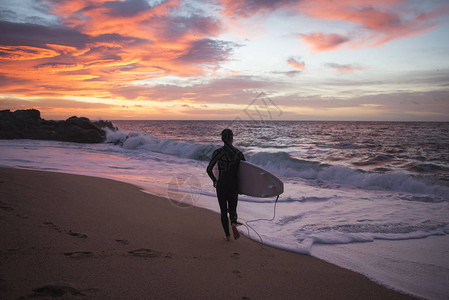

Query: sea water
1;120;448;299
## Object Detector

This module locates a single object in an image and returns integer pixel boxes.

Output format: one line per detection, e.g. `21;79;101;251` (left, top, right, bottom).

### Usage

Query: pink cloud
220;0;445;51
296;1;442;50
287;57;305;70
416;4;449;21
326;63;367;73
300;33;350;52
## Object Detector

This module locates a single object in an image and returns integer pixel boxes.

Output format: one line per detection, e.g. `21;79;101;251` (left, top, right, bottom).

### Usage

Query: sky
0;0;449;121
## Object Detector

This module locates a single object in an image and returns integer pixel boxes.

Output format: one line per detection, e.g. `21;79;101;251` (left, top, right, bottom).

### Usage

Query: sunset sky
1;0;448;121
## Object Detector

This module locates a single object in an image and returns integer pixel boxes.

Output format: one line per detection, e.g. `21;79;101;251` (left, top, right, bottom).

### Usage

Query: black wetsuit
207;143;245;237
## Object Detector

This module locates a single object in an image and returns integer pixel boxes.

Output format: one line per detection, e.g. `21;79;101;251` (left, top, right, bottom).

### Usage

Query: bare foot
232;225;240;240
224;236;230;241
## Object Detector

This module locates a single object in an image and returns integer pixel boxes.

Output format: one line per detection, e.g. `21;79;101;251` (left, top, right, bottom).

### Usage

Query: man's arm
240;150;245;161
206;149;219;185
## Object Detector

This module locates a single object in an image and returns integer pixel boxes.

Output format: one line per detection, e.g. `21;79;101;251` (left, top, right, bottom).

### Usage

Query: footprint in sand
43;221;61;233
67;231;88;238
31;284;85;297
63;251;93;258
0;206;14;212
128;248;161;258
27;283;98;298
115;239;129;245
232;270;243;278
231;252;240;259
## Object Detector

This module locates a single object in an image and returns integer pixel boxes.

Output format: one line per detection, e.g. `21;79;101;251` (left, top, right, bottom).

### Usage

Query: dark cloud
275;90;449;112
0;9;17;21
0;20;89;48
272;70;302;77
33;62;78;69
221;0;296;17
0;73;30;87
82;0;153;18
0;97;115;110
177;39;236;64
153;14;222;40
93;33;151;46
111;75;274;102
206;75;268;90
81;46;123;61
318;69;449;87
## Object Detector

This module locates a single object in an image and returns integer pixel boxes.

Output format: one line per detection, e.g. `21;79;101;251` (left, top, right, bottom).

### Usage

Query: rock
0;109;117;143
93;120;118;131
66;116;99;130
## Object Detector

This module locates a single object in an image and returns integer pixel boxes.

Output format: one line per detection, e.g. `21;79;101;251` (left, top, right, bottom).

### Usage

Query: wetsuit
207;143;245;237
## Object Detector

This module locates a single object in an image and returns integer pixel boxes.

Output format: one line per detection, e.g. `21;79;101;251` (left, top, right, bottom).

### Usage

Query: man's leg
228;191;240;240
228;191;238;225
217;189;230;237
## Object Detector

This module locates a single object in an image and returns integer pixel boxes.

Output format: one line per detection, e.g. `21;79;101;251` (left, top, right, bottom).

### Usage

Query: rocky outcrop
0;109;117;143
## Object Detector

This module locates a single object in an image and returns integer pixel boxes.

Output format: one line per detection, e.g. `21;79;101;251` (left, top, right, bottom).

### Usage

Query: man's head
221;128;233;144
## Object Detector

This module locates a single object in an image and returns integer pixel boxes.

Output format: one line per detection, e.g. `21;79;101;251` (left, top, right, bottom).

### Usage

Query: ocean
1;120;448;299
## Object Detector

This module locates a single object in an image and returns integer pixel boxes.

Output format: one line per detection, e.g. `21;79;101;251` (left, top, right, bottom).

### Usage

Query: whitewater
0;120;448;300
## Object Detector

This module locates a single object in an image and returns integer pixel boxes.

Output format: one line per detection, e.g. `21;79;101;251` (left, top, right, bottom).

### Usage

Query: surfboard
213;161;284;198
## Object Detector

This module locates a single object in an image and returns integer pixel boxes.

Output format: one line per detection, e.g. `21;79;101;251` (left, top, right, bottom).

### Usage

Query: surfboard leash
241;195;279;256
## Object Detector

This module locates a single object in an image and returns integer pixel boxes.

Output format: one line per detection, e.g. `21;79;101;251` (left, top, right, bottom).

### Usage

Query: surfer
207;129;245;241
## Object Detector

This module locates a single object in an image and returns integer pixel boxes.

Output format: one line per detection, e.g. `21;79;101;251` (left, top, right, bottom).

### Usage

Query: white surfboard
213;161;284;198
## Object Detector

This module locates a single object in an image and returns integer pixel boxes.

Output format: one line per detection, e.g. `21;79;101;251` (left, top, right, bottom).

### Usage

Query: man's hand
213;181;217;188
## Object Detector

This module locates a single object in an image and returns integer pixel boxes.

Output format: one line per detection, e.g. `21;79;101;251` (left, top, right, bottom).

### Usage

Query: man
207;129;245;241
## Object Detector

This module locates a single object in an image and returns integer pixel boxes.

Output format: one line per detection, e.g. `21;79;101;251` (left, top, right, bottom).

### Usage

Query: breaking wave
105;129;215;161
106;129;449;200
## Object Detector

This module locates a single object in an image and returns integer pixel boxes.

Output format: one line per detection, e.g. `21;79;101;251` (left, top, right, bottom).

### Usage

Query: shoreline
0;167;417;299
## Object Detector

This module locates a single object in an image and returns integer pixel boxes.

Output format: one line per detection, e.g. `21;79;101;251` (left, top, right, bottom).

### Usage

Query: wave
264;220;449;255
408;163;446;173
247;152;448;200
105;129;216;161
293;221;449;246
105;129;449;200
247;152;449;200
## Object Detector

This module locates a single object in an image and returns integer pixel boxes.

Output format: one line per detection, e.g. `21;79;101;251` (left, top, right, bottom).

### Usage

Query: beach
0;167;417;299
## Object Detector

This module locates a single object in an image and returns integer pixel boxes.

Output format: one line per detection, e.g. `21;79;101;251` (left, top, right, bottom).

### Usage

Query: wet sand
0;167;417;299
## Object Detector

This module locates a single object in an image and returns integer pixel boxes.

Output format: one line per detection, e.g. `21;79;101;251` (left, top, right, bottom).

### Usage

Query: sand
0;167;417;299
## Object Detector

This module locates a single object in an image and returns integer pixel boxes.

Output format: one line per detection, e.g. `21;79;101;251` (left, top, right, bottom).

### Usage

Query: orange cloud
0;46;59;61
0;0;235;100
46;44;90;56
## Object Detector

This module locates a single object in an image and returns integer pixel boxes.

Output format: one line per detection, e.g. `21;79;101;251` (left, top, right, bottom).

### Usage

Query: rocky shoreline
0;109;116;143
